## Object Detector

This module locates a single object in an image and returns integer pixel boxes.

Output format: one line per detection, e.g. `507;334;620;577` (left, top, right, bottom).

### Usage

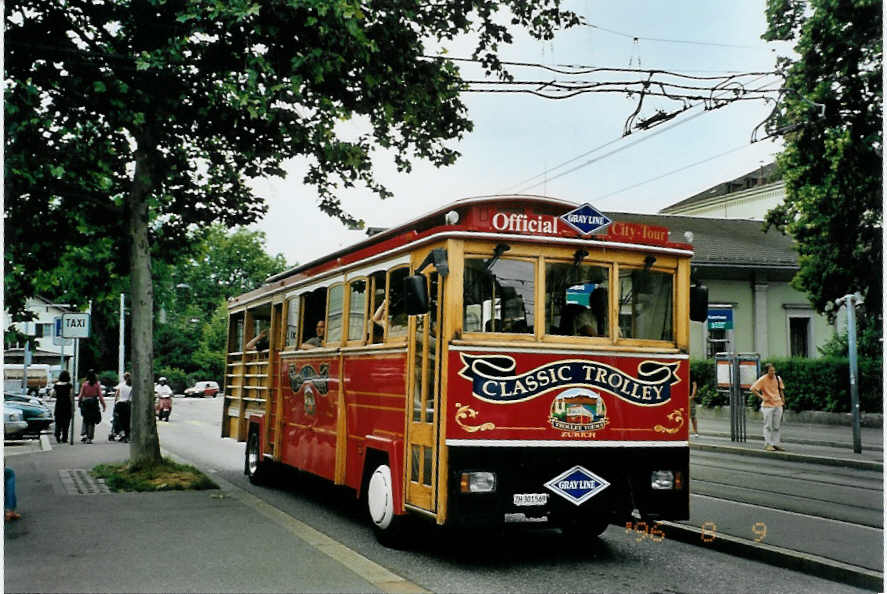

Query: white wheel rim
367;465;394;529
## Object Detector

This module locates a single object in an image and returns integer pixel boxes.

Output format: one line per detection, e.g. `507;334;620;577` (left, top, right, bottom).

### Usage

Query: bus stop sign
61;313;91;339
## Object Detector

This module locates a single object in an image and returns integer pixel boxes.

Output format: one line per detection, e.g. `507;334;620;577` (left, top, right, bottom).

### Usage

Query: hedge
690;357;882;413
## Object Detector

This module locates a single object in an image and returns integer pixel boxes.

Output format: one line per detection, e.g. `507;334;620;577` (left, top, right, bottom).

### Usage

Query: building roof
605;211;798;269
659;162;780;214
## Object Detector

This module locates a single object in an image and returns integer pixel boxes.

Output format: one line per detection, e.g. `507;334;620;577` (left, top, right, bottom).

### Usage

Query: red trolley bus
222;195;707;545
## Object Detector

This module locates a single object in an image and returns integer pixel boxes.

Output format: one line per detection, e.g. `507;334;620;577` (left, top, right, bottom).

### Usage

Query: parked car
184;381;219;398
4;404;28;440
4;393;53;435
5;392;45;407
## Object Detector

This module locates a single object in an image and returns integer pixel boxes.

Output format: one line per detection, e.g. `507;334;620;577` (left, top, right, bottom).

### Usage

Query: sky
248;1;792;267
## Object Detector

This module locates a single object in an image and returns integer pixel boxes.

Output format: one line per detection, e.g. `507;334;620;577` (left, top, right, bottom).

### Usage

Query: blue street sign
708;308;733;330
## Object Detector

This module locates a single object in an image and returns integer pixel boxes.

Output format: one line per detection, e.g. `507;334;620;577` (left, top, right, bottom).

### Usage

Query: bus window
545;263;609;337
463;258;534;334
300;287;328;348
348;279;368;342
285;296;300;349
327;283;345;344
229;314;244;352
619;268;674;341
369;270;386;343
387;267;409;338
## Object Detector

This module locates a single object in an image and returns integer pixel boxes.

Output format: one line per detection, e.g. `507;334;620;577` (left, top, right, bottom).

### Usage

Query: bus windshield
462;247;675;343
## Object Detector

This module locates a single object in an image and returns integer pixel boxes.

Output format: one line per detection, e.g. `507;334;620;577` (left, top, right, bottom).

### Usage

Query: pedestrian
689;375;699;437
113;372;133;442
77;369;106;444
53;370;74;444
750;363;786;451
5;467;20;522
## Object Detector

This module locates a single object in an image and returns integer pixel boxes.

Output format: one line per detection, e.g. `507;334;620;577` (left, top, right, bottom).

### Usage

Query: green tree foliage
191;303;230;382
152;226;285;376
761;0;882;358
157;226;288;323
5;0;578;465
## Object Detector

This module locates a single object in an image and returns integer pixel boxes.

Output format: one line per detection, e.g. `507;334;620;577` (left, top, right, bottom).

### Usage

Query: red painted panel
278;355;338;481
447;351;689;442
342;353;408;490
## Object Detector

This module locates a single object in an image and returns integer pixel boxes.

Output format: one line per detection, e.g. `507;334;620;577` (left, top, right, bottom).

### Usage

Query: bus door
405;267;443;512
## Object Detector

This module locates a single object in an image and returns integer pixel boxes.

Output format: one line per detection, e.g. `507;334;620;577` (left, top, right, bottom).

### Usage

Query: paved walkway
4;437;424;593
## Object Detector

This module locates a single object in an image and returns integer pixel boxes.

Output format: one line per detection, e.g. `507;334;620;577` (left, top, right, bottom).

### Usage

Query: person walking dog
750;364;786;452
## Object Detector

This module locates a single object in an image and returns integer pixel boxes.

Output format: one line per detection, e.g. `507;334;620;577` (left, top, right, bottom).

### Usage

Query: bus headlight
460;471;496;493
651;470;675;490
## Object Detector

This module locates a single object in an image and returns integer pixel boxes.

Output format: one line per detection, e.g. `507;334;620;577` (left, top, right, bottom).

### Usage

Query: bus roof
231;195;693;306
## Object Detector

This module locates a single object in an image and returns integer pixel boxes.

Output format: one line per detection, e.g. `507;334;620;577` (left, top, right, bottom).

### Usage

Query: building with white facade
4;296;75;369
652;162;834;360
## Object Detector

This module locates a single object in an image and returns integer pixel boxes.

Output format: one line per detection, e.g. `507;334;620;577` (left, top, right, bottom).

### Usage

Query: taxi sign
560;203;612;236
61;313;91;339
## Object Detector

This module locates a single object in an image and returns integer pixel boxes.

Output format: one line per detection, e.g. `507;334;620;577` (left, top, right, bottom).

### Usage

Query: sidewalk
3;438;424;594
693;412;883;469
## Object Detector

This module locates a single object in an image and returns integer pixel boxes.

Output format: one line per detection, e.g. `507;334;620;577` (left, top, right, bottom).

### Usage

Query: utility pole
835;292;865;454
118;293;125;381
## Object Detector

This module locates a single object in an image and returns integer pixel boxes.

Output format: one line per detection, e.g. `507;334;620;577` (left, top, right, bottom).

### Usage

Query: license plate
513;493;549;506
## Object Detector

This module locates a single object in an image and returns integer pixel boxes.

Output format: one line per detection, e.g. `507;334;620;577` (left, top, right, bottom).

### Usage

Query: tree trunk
127;144;162;467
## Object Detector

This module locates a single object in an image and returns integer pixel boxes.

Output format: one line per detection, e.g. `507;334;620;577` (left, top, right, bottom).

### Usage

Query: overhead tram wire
422;55;772;78
589;142;760;205
582;23;764;50
499;73;778;194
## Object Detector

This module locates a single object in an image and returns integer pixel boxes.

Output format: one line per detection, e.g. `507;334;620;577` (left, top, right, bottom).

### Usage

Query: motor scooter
154;378;172;421
155;394;172;421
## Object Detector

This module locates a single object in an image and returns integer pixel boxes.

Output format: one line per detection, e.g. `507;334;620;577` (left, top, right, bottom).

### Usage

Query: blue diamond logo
544;465;610;506
560;203;612;236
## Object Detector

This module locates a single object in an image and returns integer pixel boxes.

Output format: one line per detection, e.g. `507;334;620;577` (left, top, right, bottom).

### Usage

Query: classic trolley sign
223;196;707;545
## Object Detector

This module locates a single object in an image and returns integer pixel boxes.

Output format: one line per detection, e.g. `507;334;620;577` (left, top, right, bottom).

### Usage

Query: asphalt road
155;397;873;593
685;449;883;572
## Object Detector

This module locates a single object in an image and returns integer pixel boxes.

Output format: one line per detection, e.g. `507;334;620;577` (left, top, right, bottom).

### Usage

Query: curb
701;431;884;452
159;449;429;594
690;442;883;472
658;521;884;592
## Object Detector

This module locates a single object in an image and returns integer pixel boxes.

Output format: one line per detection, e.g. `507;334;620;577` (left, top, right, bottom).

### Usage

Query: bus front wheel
366;463;407;547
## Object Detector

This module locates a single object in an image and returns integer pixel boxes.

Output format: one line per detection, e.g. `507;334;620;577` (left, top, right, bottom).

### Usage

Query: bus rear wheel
366;463;407;548
245;429;267;485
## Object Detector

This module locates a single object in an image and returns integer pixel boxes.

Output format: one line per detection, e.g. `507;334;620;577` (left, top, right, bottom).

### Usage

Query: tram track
689;477;883;528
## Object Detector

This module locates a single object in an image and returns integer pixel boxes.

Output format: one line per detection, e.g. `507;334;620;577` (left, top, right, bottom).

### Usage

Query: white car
184;381;219;398
4;405;28;440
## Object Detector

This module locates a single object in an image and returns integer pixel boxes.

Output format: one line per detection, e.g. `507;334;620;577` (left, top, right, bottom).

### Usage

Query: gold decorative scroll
653;408;685;434
454;403;496;433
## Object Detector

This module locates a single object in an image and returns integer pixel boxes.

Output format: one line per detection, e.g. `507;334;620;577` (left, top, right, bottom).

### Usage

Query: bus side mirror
404;275;429;315
690;284;708;322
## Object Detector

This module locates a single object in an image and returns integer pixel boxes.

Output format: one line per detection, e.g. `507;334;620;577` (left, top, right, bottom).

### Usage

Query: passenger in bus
571;307;599;336
569;287;607;337
371;300;386;343
245;328;269;351
300;320;326;349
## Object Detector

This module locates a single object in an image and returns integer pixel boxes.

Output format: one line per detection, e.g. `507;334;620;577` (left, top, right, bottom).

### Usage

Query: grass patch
91;459;218;492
